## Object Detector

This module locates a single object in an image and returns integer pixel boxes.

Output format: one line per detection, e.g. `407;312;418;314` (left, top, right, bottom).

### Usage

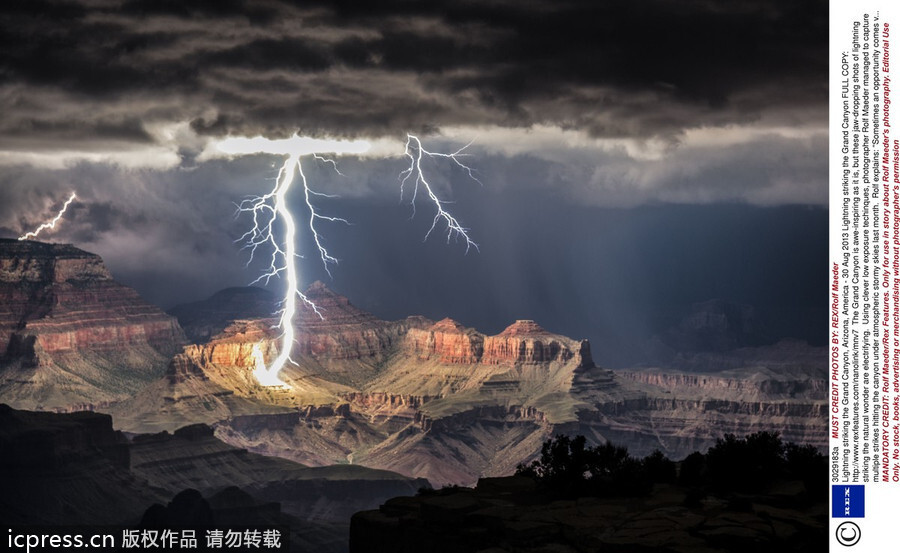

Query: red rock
289;284;425;360
0;239;184;355
482;320;579;365
498;319;550;336
0;239;186;410
108;281;824;488
404;318;591;367
407;318;484;364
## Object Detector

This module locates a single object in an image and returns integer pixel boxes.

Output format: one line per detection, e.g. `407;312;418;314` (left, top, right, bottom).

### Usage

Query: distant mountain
660;299;768;352
0;239;185;410
637;299;825;373
168;286;278;344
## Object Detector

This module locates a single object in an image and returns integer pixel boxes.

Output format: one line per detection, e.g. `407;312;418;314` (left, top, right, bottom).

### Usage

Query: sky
0;0;828;366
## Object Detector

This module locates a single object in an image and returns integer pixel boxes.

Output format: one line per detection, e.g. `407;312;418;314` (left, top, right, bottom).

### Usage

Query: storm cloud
1;1;825;144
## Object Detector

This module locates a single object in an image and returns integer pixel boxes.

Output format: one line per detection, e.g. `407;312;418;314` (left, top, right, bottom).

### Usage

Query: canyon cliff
0;239;185;410
0;242;826;488
118;283;825;487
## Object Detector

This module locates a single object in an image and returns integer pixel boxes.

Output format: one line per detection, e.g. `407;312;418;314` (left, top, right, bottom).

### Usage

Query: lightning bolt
401;134;480;253
236;154;342;388
18;192;77;241
219;133;479;388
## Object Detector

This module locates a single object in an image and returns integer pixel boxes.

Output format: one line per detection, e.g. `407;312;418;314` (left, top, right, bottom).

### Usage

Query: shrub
705;431;785;491
516;435;596;496
785;442;827;498
516;435;651;497
678;451;706;487
642;449;677;484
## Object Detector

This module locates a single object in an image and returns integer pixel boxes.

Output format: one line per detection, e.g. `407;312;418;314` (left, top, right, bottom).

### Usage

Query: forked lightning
401;134;480;253
219;134;479;387
18;192;77;241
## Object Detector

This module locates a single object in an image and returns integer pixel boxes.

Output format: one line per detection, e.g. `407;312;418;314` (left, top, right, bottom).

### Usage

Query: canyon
0;239;184;410
0;241;827;489
0;403;426;553
116;282;826;487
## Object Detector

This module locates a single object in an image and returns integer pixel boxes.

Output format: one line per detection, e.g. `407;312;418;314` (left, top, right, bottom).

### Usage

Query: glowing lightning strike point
223;135;369;388
239;155;326;389
400;134;480;253
18;192;78;241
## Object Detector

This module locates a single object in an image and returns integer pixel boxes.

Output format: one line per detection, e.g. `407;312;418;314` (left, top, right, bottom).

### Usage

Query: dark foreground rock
0;404;428;553
350;475;826;553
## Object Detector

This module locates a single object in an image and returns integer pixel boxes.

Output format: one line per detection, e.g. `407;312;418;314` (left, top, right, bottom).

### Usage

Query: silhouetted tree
516;435;650;497
516;435;595;496
590;441;632;476
678;451;706;487
518;432;825;500
642;449;676;484
705;431;786;491
785;442;827;499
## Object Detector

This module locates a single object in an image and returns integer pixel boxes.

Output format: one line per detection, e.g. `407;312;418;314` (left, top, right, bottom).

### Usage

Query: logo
836;521;861;547
831;485;865;518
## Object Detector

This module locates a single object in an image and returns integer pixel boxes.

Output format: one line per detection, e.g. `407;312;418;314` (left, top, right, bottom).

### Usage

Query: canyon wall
0;242;827;488
141;285;825;486
0;240;185;410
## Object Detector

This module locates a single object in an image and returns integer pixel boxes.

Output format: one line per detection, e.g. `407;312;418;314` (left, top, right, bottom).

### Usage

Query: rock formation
0;239;185;410
168;286;278;344
408;318;484;364
482;319;581;365
0;403;427;553
406;318;592;368
0;403;162;525
0;242;827;552
294;282;425;362
122;283;827;487
0;238;826;489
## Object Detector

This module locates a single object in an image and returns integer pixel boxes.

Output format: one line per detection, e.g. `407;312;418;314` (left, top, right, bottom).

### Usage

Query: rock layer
0;239;185;410
0;240;826;490
119;284;826;487
408;318;484;364
0;239;183;354
407;318;592;367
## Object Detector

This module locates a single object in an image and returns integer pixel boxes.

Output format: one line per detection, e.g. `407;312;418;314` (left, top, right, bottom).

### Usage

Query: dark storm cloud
0;0;826;142
120;0;276;20
200;38;333;72
1;117;154;144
